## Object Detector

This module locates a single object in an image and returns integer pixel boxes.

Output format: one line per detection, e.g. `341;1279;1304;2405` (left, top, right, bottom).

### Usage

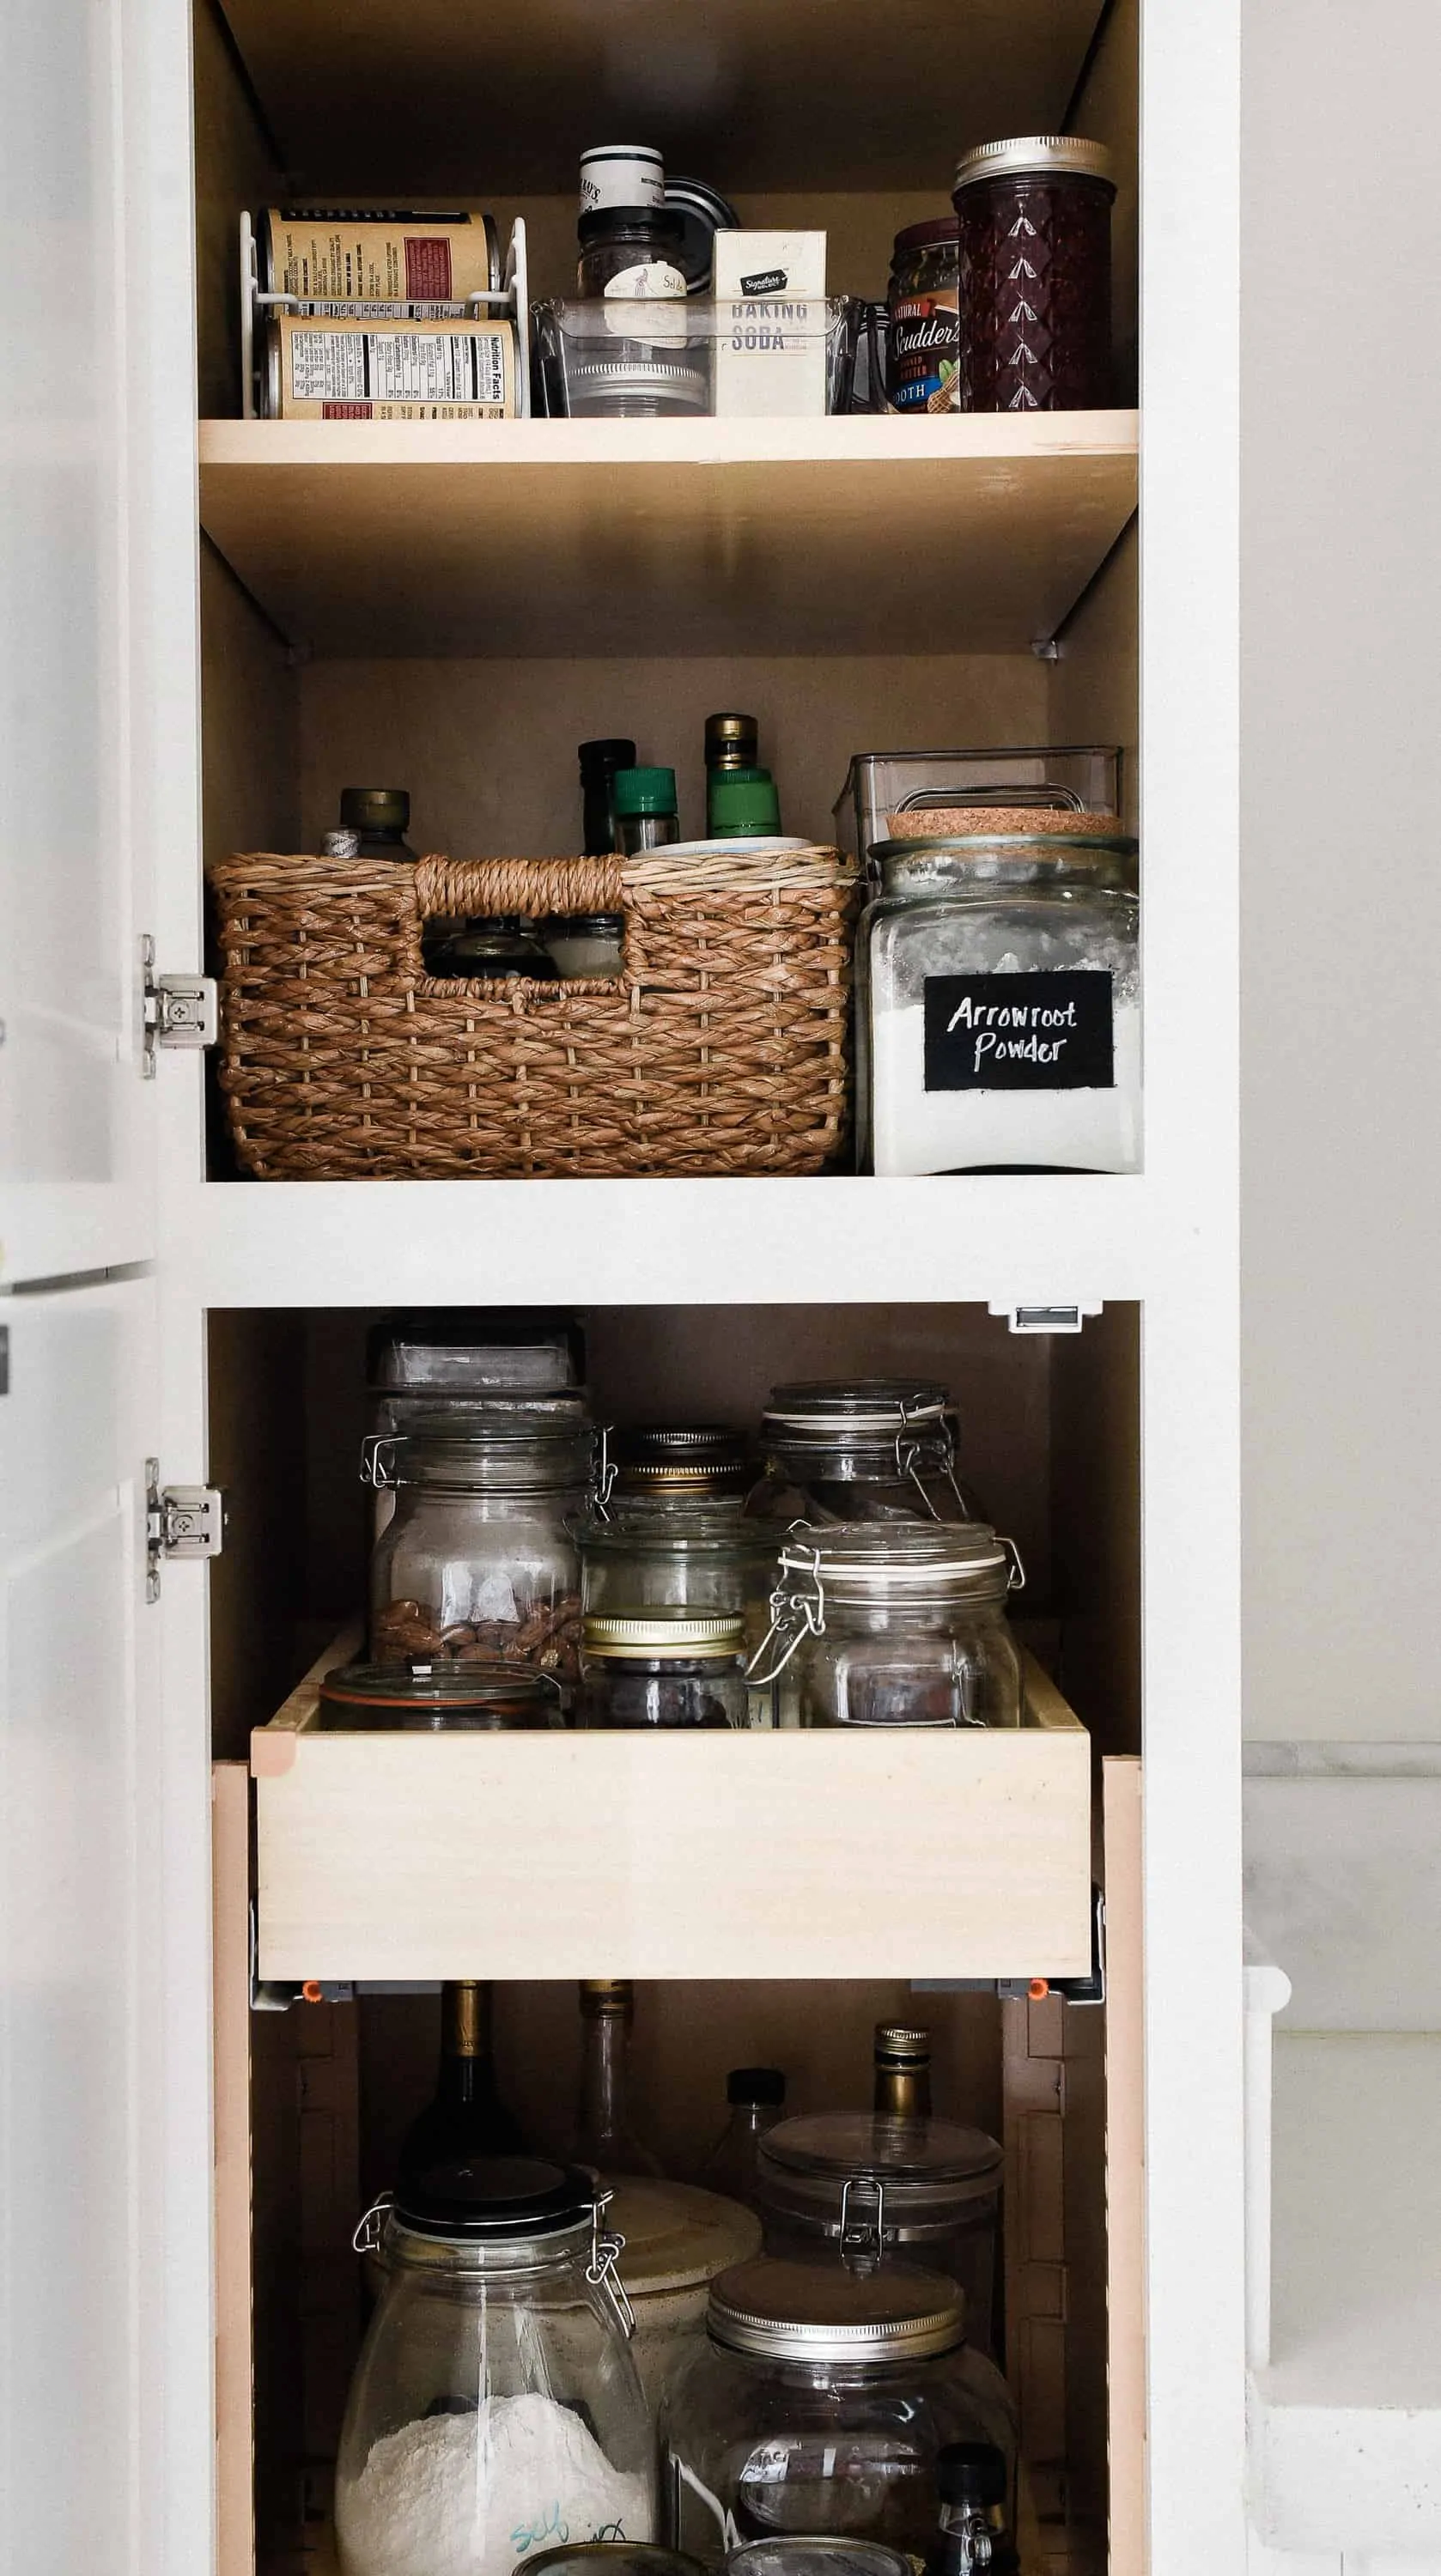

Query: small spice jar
542;913;627;978
751;1522;1024;1730
429;915;559;979
857;829;1140;1175
337;786;416;860
660;2257;1017;2562
952;136;1116;411
886;218;959;413
613;766;681;854
580;1613;749;1729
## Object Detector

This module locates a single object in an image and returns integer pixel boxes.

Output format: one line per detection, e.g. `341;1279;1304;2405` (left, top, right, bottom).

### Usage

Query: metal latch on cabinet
141;935;217;1076
145;1458;226;1601
914;1885;1107;2008
988;1302;1102;1335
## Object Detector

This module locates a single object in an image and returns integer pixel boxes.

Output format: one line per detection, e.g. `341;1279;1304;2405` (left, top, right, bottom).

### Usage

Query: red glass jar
952;136;1115;412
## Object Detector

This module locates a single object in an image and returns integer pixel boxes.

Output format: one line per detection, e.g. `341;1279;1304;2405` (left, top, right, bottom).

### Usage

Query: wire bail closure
353;2191;394;2256
360;1433;398;1490
839;2173;888;2268
745;1542;827;1688
587;2197;635;2336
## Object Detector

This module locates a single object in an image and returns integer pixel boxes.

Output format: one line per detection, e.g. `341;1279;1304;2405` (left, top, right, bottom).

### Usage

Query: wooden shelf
198;413;1138;659
252;1638;1093;1983
215;0;1104;194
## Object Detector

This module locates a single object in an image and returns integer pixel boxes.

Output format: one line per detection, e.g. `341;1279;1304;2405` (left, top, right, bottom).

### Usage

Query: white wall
1242;0;1441;1742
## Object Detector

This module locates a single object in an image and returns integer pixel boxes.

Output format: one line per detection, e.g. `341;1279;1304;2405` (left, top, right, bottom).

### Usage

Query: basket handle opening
406;854;627;975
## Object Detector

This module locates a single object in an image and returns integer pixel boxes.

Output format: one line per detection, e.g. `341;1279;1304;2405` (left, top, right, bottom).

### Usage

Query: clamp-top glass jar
335;2156;656;2576
746;1382;977;1528
754;2112;1003;2356
751;1522;1024;1730
367;1404;593;1683
584;1429;779;1722
661;2257;1016;2563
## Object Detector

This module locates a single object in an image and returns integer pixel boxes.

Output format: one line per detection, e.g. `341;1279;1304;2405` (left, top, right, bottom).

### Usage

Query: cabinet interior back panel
209;0;1105;193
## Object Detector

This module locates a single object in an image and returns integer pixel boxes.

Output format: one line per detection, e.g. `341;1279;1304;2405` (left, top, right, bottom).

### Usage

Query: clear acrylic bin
835;747;1122;867
532;297;866;420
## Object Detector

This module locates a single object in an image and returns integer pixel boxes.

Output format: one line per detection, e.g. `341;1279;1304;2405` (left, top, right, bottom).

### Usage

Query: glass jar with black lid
660;2257;1016;2564
746;1382;978;1528
336;2157;656;2576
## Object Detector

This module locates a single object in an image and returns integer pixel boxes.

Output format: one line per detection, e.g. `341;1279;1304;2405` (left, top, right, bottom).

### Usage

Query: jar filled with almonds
366;1410;594;1690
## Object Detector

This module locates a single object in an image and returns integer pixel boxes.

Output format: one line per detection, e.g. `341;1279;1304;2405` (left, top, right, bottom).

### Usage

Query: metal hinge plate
145;1457;225;1601
142;935;217;1077
988;1302;1102;1335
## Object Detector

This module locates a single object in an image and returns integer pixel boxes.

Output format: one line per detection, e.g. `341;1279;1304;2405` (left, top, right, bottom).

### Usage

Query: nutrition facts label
288;328;510;407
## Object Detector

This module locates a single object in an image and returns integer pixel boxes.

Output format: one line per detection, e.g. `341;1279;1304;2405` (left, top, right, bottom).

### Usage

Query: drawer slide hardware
146;1458;226;1601
988;1303;1102;1336
142;935;218;1075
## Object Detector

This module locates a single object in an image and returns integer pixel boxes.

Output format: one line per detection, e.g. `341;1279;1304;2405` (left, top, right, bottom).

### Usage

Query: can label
273;316;516;418
264;212;496;317
889;292;959;411
579;151;666;215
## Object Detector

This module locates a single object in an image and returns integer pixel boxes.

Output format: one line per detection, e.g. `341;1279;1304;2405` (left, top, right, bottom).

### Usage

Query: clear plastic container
533;298;864;419
335;2160;655;2576
661;2257;1016;2564
367;1411;593;1684
832;748;1121;871
755;2112;1003;2356
856;833;1140;1176
751;1522;1024;1732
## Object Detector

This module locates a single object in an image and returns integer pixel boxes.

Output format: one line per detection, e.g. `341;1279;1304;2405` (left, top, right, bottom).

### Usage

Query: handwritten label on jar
923;970;1115;1089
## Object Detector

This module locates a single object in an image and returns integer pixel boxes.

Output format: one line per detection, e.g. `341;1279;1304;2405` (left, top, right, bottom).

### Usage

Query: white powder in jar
335;2389;654;2576
871;987;1141;1174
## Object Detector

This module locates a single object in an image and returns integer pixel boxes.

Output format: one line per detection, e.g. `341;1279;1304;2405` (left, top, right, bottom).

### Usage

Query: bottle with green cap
708;766;782;839
612;764;680;855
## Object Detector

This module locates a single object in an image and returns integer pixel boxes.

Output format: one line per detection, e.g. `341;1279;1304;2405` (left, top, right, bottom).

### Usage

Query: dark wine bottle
398;1980;526;2182
873;2020;933;2120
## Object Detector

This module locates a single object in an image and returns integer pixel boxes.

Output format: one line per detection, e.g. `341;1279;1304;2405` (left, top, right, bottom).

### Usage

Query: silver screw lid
707;2254;964;2363
953;134;1116;191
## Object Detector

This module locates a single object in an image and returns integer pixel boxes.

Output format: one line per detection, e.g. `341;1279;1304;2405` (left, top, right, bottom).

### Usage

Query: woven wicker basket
210;846;858;1180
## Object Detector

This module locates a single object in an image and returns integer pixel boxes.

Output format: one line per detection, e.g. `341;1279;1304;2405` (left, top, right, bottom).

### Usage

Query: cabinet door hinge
146;1457;226;1601
141;934;217;1077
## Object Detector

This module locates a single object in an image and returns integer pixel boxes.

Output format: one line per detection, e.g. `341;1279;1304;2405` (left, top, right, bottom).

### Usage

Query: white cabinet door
0;1279;161;2573
0;0;198;1285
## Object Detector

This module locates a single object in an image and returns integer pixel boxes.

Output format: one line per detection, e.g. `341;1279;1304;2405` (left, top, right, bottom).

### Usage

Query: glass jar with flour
856;831;1140;1174
335;2158;656;2576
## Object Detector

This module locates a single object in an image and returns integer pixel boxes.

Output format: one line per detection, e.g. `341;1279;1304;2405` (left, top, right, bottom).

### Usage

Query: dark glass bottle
398;1980;526;2184
701;2067;787;2208
925;2439;1012;2576
338;787;416;861
874;2021;933;2119
567;1978;664;2179
578;737;637;858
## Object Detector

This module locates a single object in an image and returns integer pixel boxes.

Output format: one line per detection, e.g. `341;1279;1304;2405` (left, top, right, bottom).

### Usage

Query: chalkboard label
923;969;1115;1091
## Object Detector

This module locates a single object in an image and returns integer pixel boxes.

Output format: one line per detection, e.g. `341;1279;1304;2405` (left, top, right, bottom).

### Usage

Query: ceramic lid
608;2177;762;2297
